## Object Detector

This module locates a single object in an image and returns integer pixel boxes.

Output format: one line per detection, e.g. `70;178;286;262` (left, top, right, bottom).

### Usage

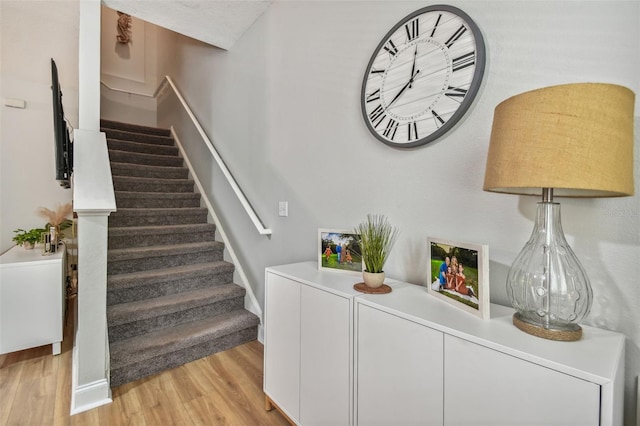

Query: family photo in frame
318;229;362;273
427;237;490;319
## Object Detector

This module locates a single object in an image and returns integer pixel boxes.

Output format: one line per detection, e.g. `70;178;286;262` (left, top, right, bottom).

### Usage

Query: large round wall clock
361;5;486;148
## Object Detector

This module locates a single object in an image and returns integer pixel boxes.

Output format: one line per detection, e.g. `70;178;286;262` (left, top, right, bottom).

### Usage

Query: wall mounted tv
50;58;73;188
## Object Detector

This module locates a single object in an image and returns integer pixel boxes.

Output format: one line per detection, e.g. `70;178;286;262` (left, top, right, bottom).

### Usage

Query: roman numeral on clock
405;19;419;41
369;105;386;128
407;121;418;142
432;110;445;127
445;86;468;101
366;89;381;103
452;52;475;72
383;119;399;140
445;25;467;48
383;40;398;57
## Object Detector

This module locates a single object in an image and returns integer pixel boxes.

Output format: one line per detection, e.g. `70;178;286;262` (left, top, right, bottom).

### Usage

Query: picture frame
318;229;362;273
427;237;490;319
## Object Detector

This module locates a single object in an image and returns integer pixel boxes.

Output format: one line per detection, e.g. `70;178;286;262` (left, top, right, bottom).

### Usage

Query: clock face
361;5;486;148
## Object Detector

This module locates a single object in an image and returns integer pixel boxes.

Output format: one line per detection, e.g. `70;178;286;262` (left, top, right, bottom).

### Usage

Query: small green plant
12;228;47;247
354;214;399;273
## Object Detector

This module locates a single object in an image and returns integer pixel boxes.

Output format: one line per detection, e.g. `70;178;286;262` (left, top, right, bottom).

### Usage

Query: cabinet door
356;304;444;426
0;257;63;354
264;273;301;423
300;285;351;426
444;335;600;426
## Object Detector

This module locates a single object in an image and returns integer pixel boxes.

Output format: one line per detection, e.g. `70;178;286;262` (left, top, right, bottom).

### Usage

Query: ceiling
101;0;272;50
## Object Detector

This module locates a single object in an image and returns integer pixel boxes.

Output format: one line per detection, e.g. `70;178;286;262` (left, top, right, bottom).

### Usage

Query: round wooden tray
353;282;392;294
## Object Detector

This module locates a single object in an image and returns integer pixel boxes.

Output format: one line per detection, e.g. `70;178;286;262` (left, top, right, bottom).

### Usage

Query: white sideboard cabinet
264;262;361;425
264;262;625;426
1;245;66;355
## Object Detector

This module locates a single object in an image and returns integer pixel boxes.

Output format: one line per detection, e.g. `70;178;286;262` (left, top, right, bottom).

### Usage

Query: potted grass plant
354;214;399;288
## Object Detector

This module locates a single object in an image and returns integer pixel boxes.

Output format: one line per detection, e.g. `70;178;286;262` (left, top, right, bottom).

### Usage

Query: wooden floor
0;310;289;426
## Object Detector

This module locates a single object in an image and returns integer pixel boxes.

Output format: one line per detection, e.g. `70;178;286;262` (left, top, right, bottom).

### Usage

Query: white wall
100;5;158;126
0;1;78;254
158;1;639;423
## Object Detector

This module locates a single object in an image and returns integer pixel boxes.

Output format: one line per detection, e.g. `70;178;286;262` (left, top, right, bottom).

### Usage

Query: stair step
109;207;208;227
107;241;224;275
109;149;184;167
108;223;216;249
108;284;246;341
110;162;188;180
107;139;179;157
109;309;260;387
114;191;201;209
113;176;194;193
107;261;235;305
103;129;175;146
101;119;171;137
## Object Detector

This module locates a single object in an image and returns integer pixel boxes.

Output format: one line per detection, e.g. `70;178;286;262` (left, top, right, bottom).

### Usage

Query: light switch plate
278;201;288;217
4;98;26;109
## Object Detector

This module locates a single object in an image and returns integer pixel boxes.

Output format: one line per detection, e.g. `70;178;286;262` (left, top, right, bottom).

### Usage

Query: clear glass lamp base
507;202;592;342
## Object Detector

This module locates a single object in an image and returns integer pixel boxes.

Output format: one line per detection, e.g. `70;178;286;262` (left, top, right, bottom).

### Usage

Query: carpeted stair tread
109;207;208;227
113;191;201;209
109;223;215;238
101;119;171;137
107;261;236;305
108;149;184;167
103;131;175;146
107;260;234;291
110;309;260;368
108;241;224;262
110;162;188;180
108;284;243;324
109;209;208;227
113;175;194;193
108;284;245;326
108;222;216;249
107;138;179;156
110;207;208;217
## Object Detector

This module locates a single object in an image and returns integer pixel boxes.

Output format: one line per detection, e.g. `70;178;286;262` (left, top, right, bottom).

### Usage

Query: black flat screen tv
50;58;73;188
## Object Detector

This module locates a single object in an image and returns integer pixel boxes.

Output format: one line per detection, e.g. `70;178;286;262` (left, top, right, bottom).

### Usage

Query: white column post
71;0;116;414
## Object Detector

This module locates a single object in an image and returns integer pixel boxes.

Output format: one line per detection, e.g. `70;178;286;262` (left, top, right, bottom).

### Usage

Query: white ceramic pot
363;271;385;288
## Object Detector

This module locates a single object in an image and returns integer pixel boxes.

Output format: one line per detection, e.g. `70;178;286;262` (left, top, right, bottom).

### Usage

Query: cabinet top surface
266;261;365;298
266;261;625;385
1;245;64;266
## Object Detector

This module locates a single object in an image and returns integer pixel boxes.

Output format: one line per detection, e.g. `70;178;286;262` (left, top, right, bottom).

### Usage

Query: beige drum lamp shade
484;83;635;197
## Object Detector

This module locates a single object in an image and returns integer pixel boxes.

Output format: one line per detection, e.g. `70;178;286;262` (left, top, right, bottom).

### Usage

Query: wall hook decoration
116;11;132;44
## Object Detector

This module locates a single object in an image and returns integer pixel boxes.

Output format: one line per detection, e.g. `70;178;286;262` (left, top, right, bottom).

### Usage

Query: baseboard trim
70;378;112;415
70;341;112;415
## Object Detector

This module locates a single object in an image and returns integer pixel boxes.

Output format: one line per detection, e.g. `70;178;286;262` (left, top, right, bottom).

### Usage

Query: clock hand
388;69;420;108
409;45;417;88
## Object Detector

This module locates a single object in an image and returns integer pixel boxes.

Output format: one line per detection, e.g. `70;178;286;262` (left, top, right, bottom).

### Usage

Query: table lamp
483;83;635;341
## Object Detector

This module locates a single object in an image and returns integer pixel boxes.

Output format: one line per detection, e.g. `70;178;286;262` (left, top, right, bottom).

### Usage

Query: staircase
102;119;260;388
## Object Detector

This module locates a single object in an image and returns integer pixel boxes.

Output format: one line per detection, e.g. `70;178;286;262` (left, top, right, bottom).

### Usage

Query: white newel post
71;0;116;414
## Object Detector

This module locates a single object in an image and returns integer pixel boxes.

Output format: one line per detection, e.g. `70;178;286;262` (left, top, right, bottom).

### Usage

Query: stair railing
100;77;272;236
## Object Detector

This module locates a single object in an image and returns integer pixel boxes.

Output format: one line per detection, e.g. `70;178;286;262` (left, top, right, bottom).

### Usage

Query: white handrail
99;80;162;98
101;76;272;236
164;76;272;235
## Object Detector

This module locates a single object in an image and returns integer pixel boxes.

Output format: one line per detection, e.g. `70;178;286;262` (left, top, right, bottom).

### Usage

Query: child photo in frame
318;229;362;273
427;237;490;319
